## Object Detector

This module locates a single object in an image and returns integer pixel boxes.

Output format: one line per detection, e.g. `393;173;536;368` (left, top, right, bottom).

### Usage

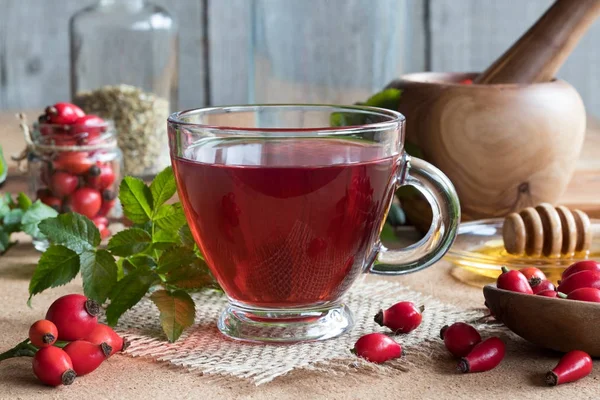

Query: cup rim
167;104;405;135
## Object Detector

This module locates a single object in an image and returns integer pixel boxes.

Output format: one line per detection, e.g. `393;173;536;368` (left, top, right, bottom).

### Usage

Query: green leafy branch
28;167;217;342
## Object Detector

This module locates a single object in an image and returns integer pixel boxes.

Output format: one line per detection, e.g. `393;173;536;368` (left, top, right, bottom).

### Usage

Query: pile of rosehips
0;294;127;387
35;102;118;238
491;261;600;385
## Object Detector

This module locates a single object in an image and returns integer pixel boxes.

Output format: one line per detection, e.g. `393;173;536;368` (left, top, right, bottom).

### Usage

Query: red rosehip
66;188;102;219
83;323;129;356
32;346;76;386
562;260;600;280
45;294;100;341
63;340;111;376
37;189;62;212
440;322;482;357
53;152;94;175
44;102;85;125
28;320;58;348
72;115;106;140
374;301;423;334
49;171;79;197
351;333;402;364
87;164;115;190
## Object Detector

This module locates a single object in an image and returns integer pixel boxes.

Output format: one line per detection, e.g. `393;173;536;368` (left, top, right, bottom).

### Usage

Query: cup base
217;302;354;343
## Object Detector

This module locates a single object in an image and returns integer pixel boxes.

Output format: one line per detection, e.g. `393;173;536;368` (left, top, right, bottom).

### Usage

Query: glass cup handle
371;155;461;275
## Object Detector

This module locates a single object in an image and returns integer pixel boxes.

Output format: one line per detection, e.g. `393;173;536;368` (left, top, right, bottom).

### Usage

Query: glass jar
69;0;178;178
26;118;122;249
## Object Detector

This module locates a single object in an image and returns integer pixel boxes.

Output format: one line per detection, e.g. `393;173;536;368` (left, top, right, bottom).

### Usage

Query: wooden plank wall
0;0;599;116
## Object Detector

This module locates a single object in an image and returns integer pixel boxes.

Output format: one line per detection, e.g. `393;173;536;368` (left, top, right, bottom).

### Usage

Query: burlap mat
114;279;489;385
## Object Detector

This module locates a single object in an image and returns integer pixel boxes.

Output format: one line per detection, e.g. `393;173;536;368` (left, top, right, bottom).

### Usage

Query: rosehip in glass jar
27;113;122;247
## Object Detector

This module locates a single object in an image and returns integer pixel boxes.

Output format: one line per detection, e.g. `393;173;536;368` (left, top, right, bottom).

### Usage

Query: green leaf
157;246;197;274
80;250;118;303
0;194;11;216
107;228;152;257
17;192;33;211
3;208;24;233
153;203;186;231
166;258;215;290
150;167;177;210
106;269;158;326
363;88;403;110
38;213;100;253
21;201;59;239
150;290;195;342
125;255;157;270
152;228;180;245
119;177;154;224
178;225;195;248
0;228;14;254
28;245;80;301
0;145;7;185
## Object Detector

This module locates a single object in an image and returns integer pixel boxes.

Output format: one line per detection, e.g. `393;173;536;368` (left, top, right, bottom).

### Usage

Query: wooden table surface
2;110;600;399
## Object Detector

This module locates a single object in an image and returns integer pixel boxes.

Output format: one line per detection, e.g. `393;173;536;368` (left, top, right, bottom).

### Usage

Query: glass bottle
69;0;178;178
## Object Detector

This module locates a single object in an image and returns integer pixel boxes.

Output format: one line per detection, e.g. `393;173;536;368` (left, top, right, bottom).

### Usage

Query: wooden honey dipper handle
474;0;600;84
503;204;594;258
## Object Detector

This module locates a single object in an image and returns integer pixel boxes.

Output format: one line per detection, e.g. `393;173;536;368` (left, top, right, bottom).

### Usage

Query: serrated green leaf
38;213;100;253
80;250;118;303
17;192;33;211
0;194;11;216
107;228;152;257
3;208;24;233
166;258;215;290
150;167;177;210
106;269;158;326
157;246;197;273
125;255;157;269
153;228;180;244
119;177;153;223
28;245;80;301
21;201;59;239
153;203;186;231
150;290;195;342
178;225;195;248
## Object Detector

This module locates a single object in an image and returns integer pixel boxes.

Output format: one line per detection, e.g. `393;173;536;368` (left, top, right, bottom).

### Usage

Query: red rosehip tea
174;138;399;307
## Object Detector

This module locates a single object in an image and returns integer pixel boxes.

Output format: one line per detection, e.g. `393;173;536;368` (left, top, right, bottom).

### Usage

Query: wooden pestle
474;0;600;84
503;204;598;258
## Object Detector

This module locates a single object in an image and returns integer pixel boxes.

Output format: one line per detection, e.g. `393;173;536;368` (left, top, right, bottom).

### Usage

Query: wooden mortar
387;72;586;220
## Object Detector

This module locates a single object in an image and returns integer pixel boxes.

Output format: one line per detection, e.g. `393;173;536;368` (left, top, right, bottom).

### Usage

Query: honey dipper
503;204;596;257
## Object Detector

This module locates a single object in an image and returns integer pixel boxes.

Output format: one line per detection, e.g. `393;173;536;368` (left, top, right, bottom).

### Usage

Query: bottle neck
99;0;145;10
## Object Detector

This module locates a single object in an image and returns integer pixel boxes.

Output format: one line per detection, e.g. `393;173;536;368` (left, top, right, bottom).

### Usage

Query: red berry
530;279;555;294
497;266;533;294
92;216;109;229
83;323;129;356
557;270;600;294
562;260;600;280
32;346;76;386
37;189;62;212
519;267;546;282
374;301;423;334
440;322;482;357
458;337;505;373
459;78;473;84
45;294;100;341
63;340;111;376
28;320;58;348
87;164;115;190
45;102;85;125
53;152;94;175
72;115;106;140
537;289;560;298
97;198;116;217
546;350;592;386
351;333;402;364
67;188;102;219
100;228;111;239
49;171;79;197
566;287;600;303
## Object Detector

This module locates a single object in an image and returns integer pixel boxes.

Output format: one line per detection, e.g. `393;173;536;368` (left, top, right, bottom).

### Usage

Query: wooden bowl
483;285;600;356
387;72;587;221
